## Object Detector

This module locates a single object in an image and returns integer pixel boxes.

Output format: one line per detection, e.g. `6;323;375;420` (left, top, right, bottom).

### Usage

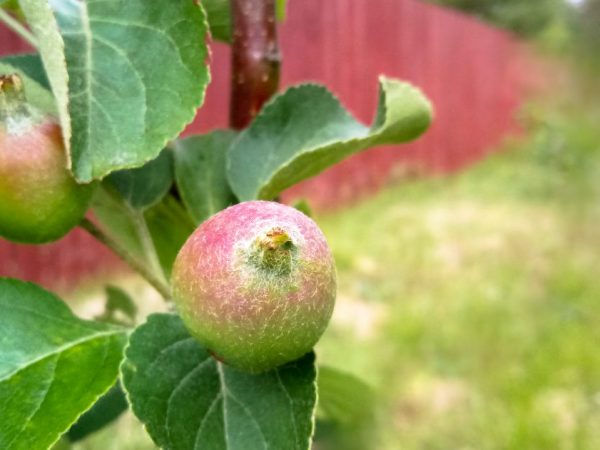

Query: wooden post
229;0;281;130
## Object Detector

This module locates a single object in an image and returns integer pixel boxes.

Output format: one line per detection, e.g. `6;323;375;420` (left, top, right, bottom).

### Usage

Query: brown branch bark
229;0;280;130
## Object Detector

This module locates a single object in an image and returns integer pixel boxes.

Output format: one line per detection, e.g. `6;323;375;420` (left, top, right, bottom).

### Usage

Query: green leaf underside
203;0;231;43
144;195;196;277
48;0;210;182
104;285;137;322
227;77;433;201
18;0;71;153
67;382;128;442
0;54;55;115
121;314;317;450
317;366;374;425
107;147;174;210
174;131;237;225
92;185;146;263
0;278;127;450
92;183;194;278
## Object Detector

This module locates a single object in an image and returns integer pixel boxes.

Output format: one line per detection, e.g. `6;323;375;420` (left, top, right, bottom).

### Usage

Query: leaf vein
0;330;123;382
194;392;223;449
89;18;194;79
146;336;196;372
165;356;213;444
2;355;59;449
275;370;298;447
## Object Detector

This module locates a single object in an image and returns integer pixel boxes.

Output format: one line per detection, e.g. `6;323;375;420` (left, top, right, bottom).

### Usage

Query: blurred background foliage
431;0;570;37
431;0;600;59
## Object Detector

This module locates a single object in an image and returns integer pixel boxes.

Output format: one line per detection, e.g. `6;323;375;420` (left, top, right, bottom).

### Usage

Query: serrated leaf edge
226;82;363;200
19;0;72;163
62;1;212;182
119;314;178;449
255;78;432;200
121;314;319;450
227;78;432;201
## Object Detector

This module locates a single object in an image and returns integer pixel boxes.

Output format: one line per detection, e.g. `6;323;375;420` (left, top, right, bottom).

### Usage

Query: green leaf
93;183;171;285
228;77;433;201
121;314;317;450
48;0;210;182
91;185;145;263
0;54;49;88
1;0;21;13
275;0;287;21
66;382;128;442
203;0;231;43
144;195;196;278
292;198;313;218
0;278;127;450
0;54;55;114
317;366;374;425
101;285;137;324
174;131;237;225
201;0;284;40
107;148;174;210
92;184;190;281
18;0;71;152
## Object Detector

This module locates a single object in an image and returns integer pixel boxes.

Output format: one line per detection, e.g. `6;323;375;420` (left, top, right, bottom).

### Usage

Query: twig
0;9;37;48
80;217;172;301
230;0;280;129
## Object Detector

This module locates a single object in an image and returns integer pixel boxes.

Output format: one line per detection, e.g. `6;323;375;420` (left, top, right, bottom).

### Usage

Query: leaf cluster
0;0;432;448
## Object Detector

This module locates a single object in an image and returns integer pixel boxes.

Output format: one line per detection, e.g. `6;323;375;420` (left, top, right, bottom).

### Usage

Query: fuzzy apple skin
171;200;336;373
0;120;94;243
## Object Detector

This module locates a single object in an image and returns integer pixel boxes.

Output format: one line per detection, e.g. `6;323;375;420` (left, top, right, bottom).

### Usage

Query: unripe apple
0;75;94;244
171;201;336;373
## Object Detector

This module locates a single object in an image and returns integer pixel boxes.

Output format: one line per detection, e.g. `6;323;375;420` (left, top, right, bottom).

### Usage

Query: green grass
313;89;600;449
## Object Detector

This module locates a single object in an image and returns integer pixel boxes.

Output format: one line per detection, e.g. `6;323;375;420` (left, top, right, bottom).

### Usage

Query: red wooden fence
0;0;540;290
